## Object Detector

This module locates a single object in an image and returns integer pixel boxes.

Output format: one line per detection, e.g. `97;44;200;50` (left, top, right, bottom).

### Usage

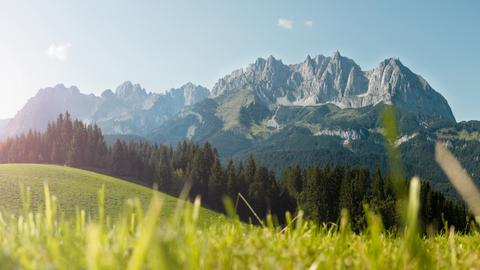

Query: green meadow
0;164;220;224
0;164;478;269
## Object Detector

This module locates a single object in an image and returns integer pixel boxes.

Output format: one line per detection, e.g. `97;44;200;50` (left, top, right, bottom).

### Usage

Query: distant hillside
0;164;221;224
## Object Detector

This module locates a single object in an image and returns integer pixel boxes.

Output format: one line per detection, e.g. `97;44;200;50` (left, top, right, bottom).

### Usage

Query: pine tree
301;166;322;222
208;157;226;210
282;165;303;200
371;167;385;201
67;120;87;166
225;160;237;200
188;148;208;199
111;140;125;175
246;155;256;184
326;166;343;222
248;166;269;217
339;166;353;215
154;146;173;192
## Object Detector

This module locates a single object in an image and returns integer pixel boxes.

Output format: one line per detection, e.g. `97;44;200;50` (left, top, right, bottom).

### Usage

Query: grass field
0;164;479;269
0;174;478;269
0;164;221;224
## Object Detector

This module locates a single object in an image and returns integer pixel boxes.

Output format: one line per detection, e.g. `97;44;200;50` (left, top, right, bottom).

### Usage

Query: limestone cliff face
211;52;455;121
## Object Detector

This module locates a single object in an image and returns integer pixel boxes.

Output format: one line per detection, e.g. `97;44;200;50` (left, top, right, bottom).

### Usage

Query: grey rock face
181;82;210;106
314;128;363;143
92;82;209;135
211;52;455;121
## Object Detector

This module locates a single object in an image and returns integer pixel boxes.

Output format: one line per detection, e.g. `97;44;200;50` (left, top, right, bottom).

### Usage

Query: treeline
281;165;470;231
0;113;107;167
0;113;472;232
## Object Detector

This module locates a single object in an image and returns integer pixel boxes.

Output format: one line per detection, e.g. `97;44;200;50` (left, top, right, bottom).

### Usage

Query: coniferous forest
0;112;472;232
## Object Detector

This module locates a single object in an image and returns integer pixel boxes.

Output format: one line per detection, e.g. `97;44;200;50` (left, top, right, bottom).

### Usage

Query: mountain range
210;52;453;120
1;52;479;197
1;81;208;138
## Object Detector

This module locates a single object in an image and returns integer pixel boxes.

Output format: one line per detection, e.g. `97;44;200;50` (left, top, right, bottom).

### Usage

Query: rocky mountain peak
38;84;81;96
101;89;115;99
178;82;210;106
252;55;284;72
115;81;147;99
332;50;341;59
181;82;196;89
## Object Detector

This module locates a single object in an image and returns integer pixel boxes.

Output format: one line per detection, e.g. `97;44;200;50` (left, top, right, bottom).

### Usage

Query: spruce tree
339;166;353;216
371;167;385;201
225;160;237;200
282;165;303;200
301;166;322;222
208;157;226;210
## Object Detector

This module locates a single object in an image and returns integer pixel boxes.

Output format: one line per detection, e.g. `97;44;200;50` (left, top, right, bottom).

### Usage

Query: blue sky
0;0;478;121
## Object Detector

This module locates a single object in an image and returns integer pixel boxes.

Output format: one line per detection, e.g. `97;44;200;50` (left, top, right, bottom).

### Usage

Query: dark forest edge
0;112;474;232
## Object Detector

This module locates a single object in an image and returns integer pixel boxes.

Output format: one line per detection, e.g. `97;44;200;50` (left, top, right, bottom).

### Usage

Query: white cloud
46;43;72;62
304;20;313;27
277;18;293;30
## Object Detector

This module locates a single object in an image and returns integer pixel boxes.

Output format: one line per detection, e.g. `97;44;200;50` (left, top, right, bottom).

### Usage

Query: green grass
0;164;221;224
216;87;255;130
0;176;478;269
0;159;479;269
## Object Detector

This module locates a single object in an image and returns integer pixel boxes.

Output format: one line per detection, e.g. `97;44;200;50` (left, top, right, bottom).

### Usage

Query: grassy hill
0;171;477;269
0;164;221;224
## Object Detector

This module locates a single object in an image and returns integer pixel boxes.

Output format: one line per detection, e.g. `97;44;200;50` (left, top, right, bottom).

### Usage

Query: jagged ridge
211;52;454;121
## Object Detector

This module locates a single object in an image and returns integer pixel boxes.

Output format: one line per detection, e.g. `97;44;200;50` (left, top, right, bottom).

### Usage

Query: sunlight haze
0;0;479;121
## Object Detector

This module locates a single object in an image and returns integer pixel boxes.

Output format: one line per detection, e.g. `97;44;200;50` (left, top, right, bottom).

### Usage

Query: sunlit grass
0;182;479;269
0;164;220;224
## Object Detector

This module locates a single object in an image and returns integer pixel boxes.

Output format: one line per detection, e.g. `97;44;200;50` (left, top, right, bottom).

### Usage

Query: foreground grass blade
127;195;163;270
435;142;480;221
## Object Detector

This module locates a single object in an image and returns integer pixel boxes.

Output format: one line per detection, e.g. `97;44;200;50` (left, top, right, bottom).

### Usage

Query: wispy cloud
277;18;293;30
46;43;72;62
304;20;313;28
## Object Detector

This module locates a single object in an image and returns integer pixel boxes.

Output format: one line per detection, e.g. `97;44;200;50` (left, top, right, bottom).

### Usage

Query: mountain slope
151;100;476;197
0;164;221;223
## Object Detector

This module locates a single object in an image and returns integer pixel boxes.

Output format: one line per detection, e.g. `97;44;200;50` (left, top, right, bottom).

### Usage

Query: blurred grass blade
381;106;408;226
406;177;420;232
127;195;163;270
44;183;53;232
222;196;239;221
97;184;105;226
435;142;480;219
19;183;31;215
404;177;431;268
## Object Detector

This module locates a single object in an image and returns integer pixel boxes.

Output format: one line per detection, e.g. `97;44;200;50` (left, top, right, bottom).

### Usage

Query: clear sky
0;0;479;121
